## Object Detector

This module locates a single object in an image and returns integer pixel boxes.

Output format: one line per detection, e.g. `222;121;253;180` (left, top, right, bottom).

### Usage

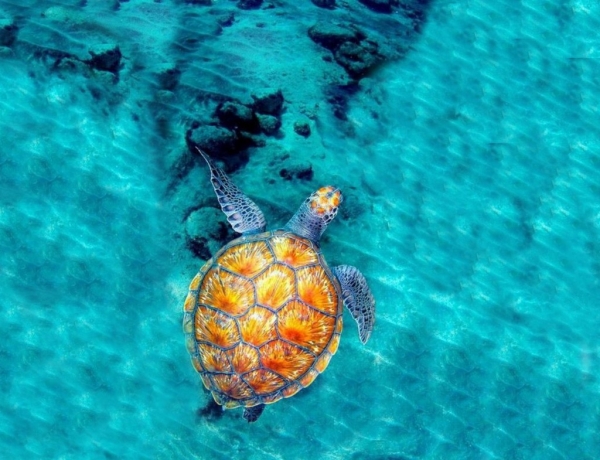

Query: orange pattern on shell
194;306;240;348
219;241;273;278
271;236;318;267
227;343;260;374
244;369;286;395
299;369;320;388
212;374;253;400
198;344;231;373
199;268;253;316
277;301;335;354
259;340;314;380
297;266;339;315
191;356;203;373
327;333;341;354
183;293;196;314
237;306;277;346
282;382;302;398
254;264;295;308
189;272;202;290
314;351;332;373
200;373;212;389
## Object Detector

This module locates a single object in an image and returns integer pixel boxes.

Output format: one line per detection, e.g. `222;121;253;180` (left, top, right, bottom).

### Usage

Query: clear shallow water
1;1;599;459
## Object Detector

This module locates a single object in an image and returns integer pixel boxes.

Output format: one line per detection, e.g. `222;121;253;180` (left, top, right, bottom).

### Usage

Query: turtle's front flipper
197;148;266;235
333;265;375;344
243;404;265;423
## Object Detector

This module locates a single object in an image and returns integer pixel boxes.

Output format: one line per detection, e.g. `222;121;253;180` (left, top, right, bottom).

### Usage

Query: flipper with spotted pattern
243;404;265;423
333;265;375;344
197;148;266;235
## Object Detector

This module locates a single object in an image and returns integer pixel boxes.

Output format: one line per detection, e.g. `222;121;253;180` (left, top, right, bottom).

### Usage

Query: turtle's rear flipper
333;265;375;344
197;148;266;235
243;404;265;423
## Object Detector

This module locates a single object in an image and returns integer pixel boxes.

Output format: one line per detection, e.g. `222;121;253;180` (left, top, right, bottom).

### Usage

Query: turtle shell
183;230;343;409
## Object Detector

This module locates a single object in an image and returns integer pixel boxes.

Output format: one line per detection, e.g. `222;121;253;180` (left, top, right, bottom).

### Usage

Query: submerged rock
87;44;122;73
311;0;336;8
280;164;314;181
185;207;230;258
308;23;363;52
293;120;311;137
156;65;181;91
251;88;284;115
0;18;18;47
217;12;235;27
334;40;383;79
256;114;281;135
308;22;384;80
185;89;285;161
187;124;240;157
325;83;360;120
216;101;258;133
358;0;394;13
237;0;263;9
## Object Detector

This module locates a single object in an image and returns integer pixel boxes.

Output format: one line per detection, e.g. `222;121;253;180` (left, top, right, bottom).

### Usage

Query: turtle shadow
196;399;225;422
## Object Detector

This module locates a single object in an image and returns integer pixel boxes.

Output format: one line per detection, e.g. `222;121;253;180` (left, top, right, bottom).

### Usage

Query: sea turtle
183;149;375;422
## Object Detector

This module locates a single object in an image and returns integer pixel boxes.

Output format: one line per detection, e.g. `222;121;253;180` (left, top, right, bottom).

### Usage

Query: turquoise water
1;1;599;459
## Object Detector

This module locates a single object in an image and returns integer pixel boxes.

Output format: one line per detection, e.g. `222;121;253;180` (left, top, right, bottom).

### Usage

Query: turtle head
284;186;343;244
306;186;343;224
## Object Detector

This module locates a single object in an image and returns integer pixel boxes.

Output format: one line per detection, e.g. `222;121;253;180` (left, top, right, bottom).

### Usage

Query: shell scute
327;333;341;355
244;369;286;395
270;235;319;268
282;382;302;398
299;368;320;388
199;268;253;316
194;306;240;348
259;339;314;380
198;343;232;373
297;265;339;315
237;306;277;346
212;374;254;400
227;343;260;374
218;241;273;278
277;300;336;354
314;351;333;373
254;263;295;309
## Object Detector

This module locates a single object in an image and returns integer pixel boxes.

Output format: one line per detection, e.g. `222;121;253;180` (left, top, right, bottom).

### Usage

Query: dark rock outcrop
186;90;285;158
308;22;384;80
325;83;360;120
308;23;363;52
217;12;235;27
358;0;395;13
187;124;240;157
256;114;281;135
237;0;263;9
293;120;311;137
156;65;181;91
280;164;313;181
400;0;431;27
216;101;259;133
251;88;284;115
197;399;224;421
311;0;336;9
185;207;231;259
87;44;122;73
334;40;383;79
0;18;18;47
